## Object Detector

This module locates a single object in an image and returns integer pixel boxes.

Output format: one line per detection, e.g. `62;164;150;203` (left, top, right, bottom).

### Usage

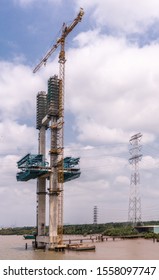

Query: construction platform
16;154;81;182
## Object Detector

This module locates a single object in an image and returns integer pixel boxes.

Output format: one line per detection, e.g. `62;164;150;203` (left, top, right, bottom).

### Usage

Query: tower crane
33;8;84;74
33;8;84;247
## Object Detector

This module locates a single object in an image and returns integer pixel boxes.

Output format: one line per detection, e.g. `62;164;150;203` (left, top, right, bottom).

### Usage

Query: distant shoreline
1;221;159;237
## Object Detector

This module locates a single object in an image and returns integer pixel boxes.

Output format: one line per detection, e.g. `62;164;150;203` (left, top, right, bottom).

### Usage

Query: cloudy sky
1;0;159;227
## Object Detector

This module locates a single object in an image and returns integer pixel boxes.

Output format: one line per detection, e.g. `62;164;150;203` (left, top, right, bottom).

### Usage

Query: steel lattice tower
128;133;142;225
93;206;98;224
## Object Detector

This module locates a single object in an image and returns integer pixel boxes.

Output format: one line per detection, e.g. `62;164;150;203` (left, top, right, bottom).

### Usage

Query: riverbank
1;222;159;240
0;222;150;235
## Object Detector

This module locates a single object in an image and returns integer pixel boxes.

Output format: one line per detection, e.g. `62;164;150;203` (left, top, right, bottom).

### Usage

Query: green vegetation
63;223;110;235
102;225;139;236
144;232;156;239
0;227;36;236
0;221;159;237
144;232;159;240
63;222;140;236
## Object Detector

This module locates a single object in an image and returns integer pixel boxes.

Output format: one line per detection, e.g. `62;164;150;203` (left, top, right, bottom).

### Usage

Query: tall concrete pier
48;76;61;248
36;92;47;247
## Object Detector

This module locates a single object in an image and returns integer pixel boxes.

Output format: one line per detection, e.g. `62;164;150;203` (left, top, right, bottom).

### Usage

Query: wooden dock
28;234;143;252
63;234;142;245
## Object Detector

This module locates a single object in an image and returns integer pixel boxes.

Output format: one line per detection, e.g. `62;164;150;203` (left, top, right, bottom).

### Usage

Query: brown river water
0;235;159;260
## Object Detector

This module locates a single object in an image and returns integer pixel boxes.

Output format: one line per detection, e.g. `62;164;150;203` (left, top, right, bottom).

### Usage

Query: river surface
0;235;159;260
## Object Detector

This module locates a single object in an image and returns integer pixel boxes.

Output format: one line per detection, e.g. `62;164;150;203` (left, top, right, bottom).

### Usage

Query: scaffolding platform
16;153;49;181
16;154;81;182
63;157;81;182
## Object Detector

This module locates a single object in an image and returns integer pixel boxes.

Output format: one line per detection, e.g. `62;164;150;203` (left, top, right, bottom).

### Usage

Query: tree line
1;221;159;237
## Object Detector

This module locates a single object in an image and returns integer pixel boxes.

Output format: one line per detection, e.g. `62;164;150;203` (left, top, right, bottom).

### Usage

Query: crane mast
33;8;84;247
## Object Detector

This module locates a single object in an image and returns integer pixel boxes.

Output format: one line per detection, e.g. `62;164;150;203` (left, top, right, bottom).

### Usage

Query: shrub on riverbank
102;225;139;236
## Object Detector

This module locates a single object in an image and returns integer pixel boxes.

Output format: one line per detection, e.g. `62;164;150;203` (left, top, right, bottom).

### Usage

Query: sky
1;0;159;227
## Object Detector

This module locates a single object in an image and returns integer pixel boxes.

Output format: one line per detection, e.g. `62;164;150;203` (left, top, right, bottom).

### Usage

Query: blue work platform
16;154;81;182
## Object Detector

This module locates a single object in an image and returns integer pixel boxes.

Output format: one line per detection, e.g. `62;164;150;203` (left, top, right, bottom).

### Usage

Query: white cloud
63;142;130;223
76;0;159;34
0;184;36;227
0;121;37;156
0;61;46;121
141;156;159;170
0;61;46;158
65;32;159;144
114;175;129;185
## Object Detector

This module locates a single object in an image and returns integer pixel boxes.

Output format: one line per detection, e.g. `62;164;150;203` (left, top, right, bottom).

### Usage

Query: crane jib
33;8;84;73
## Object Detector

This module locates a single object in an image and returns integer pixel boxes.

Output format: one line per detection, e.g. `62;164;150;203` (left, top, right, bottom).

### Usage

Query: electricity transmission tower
128;133;142;225
93;206;98;224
